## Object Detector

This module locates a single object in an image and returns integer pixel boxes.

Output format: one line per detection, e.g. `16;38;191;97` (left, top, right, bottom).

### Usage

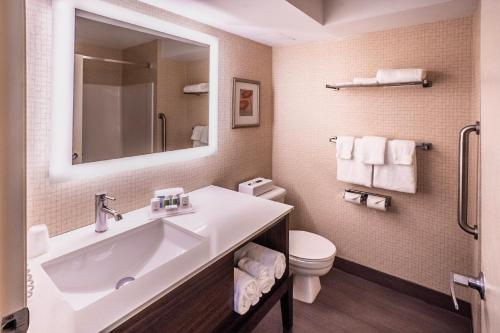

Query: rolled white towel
235;242;287;279
234;268;258;314
183;82;209;93
352;77;378;85
376;69;426;84
238;257;275;294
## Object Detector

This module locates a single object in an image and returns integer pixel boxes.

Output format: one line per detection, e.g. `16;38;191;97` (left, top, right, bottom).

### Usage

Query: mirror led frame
50;0;218;181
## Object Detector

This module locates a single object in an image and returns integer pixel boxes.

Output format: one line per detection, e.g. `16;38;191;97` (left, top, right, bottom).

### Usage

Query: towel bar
329;136;432;150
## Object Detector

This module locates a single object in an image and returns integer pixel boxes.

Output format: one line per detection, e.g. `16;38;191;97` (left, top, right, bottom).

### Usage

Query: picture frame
232;77;260;128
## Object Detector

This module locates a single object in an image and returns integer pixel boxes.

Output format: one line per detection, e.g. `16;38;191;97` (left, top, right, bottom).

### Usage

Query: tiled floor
253;269;472;333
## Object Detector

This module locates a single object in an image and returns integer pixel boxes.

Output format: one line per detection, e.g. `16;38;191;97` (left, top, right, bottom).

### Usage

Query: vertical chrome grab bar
458;122;480;238
158;113;167;152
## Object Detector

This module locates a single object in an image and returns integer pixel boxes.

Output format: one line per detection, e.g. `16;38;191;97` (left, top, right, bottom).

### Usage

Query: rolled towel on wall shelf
376;68;426;84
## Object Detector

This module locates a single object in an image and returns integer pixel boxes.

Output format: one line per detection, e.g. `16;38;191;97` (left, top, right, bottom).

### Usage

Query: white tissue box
238;177;273;197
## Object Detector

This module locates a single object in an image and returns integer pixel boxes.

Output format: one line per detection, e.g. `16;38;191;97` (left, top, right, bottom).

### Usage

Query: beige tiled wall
272;17;479;297
26;0;273;236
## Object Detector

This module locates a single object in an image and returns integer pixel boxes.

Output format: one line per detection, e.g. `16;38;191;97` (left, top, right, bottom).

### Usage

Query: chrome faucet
95;192;123;233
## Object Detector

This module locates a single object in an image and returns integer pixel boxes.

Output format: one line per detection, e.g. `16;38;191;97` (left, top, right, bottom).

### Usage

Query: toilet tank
258;186;287;203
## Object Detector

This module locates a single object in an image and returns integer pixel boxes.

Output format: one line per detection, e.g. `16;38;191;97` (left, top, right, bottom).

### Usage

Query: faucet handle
95;192;116;202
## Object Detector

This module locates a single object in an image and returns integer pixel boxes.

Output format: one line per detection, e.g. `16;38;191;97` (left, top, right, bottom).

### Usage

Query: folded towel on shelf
183;82;209;94
234;268;257;315
373;140;417;193
389;139;415;165
200;126;209;144
337;138;373;187
360;136;387;165
191;126;205;141
336;136;355;160
192;140;207;148
238;257;275;294
352;77;378;85
376;69;426;84
235;242;287;279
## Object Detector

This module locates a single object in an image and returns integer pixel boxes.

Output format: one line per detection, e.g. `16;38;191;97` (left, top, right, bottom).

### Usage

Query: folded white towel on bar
336;136;355;160
352;77;378;85
235;242;287;279
234;268;258;314
376;69;426;84
183;82;209;93
373;140;417;193
361;136;387;165
337;138;373;187
191;125;205;141
389;139;415;165
238;257;275;294
200;126;209;144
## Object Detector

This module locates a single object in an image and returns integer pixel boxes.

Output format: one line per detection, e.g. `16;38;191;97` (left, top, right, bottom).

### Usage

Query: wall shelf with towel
325;79;432;90
329;136;432;150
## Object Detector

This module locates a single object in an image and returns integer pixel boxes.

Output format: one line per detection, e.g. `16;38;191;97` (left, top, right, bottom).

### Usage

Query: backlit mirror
50;0;218;181
73;14;210;164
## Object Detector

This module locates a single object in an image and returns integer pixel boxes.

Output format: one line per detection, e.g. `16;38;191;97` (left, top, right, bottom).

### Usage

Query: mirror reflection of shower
72;13;209;164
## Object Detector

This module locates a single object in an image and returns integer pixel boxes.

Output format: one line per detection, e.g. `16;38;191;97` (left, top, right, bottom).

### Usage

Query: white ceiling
138;0;478;46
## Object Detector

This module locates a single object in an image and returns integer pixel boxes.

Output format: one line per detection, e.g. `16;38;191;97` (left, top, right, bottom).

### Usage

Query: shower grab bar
158;113;167;152
458;122;480;238
329;136;432;150
77;54;151;68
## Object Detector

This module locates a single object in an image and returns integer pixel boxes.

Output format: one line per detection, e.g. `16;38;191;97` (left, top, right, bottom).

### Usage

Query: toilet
256;185;337;303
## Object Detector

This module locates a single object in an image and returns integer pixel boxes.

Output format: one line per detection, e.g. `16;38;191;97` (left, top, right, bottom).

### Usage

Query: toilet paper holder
344;189;391;209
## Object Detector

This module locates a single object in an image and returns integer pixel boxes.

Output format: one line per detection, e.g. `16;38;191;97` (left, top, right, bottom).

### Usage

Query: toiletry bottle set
149;187;192;218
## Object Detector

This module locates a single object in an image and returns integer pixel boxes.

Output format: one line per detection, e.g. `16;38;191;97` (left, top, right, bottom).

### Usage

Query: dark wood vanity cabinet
113;215;292;333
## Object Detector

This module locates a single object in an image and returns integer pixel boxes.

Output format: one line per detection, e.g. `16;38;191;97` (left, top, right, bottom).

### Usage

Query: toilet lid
289;230;336;260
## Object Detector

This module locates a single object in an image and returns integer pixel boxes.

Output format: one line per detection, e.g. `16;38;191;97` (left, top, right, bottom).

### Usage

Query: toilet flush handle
450;272;485;310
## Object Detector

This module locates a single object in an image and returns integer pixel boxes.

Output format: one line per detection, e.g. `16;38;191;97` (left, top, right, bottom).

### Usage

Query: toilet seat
289;230;336;261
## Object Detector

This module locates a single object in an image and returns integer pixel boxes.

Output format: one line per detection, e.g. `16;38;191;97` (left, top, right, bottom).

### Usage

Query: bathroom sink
40;219;208;331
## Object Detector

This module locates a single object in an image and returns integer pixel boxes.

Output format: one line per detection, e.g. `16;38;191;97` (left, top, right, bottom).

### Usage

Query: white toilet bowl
248;183;337;303
289;230;336;303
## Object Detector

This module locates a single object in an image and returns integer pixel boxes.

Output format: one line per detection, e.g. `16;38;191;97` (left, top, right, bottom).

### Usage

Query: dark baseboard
334;257;472;319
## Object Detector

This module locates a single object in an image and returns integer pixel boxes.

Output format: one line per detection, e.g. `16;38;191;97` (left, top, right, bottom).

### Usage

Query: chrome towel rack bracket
329;136;432;150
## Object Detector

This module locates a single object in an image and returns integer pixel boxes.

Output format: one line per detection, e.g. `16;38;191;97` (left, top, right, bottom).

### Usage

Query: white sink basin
40;219;208;332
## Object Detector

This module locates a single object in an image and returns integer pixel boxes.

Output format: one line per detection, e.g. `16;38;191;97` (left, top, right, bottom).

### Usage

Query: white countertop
28;185;293;333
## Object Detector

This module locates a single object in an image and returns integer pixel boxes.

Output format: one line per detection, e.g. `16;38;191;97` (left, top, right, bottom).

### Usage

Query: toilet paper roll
366;195;388;211
28;224;49;258
343;191;362;205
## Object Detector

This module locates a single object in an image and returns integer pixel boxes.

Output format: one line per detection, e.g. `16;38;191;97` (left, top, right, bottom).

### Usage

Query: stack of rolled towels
233;242;286;315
